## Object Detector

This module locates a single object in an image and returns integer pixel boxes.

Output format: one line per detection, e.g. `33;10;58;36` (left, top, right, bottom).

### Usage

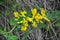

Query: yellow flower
32;21;37;27
21;23;28;31
26;17;33;22
13;11;19;17
35;13;43;22
24;23;28;27
44;17;50;22
21;26;27;31
20;11;27;17
40;8;46;17
23;18;28;23
31;8;37;16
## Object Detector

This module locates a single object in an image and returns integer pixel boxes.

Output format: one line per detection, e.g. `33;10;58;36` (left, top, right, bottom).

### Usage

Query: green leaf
55;23;60;27
10;18;17;25
8;35;18;40
55;10;60;18
0;27;2;32
0;2;3;5
46;12;54;21
0;0;5;5
3;33;18;40
18;17;23;22
17;24;23;29
39;23;46;29
26;12;32;17
4;26;6;32
5;10;10;16
7;0;11;2
12;3;18;9
0;27;6;34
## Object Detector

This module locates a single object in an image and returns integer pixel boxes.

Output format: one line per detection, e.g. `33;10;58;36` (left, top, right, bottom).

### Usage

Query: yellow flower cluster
31;8;50;23
13;8;50;31
35;13;43;22
20;11;27;17
21;22;28;31
13;11;19;17
31;8;37;15
13;11;27;17
31;8;37;18
20;18;28;31
41;8;46;17
26;17;33;22
32;21;37;28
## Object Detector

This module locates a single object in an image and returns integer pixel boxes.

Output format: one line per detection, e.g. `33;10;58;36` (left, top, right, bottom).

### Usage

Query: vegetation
0;0;60;40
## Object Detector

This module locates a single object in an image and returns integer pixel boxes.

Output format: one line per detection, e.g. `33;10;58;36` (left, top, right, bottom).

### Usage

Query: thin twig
7;25;17;33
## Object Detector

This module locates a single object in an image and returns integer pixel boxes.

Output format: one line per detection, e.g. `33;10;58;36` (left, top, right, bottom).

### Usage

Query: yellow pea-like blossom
44;17;50;22
21;26;27;31
40;8;50;22
26;17;33;22
21;23;28;31
40;8;46;17
24;23;28;27
32;21;37;27
23;18;28;23
35;13;43;22
31;8;37;18
20;11;27;17
13;11;19;17
17;18;28;24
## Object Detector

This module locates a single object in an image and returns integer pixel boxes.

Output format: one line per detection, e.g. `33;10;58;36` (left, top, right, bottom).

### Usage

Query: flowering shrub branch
9;8;50;32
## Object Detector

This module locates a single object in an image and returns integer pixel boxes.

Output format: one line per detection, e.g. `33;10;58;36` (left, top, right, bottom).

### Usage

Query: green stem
7;25;17;33
53;18;59;24
49;22;58;39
